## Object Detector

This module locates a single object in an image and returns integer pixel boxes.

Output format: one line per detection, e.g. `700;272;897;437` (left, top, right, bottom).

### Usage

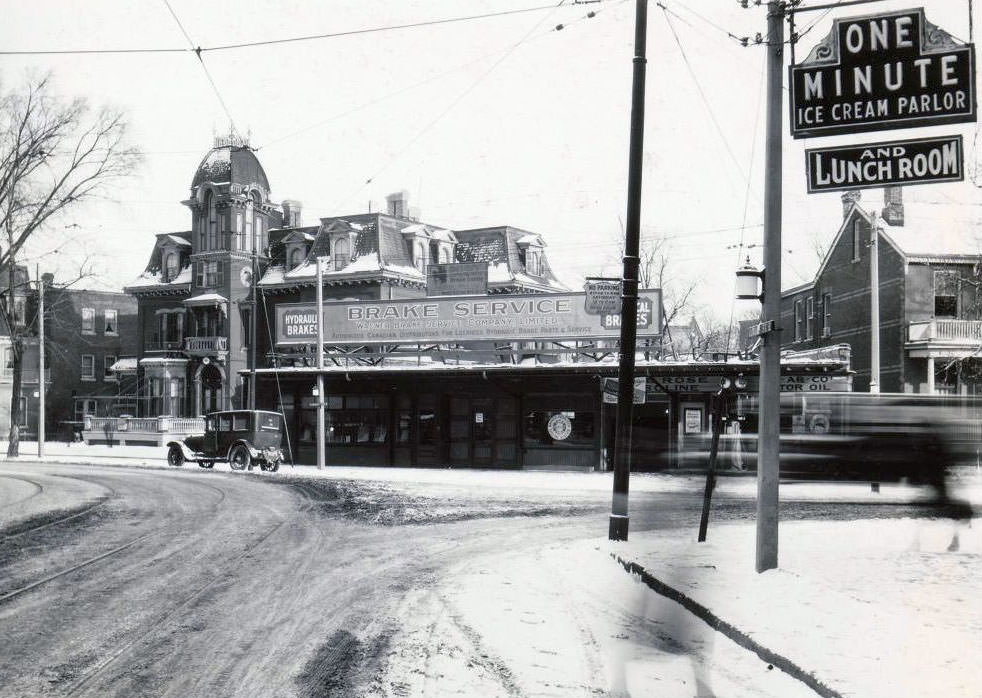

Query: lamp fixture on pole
735;257;765;302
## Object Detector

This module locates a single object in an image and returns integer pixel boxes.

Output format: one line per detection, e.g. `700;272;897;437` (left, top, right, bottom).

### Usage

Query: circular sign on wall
547;413;573;441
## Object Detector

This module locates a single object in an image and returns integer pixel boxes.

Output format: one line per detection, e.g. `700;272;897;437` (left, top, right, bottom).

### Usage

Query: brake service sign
790;8;976;139
276;290;662;345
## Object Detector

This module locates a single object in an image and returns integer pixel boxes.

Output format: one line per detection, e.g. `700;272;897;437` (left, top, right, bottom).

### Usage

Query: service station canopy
789;7;976;139
275;290;662;345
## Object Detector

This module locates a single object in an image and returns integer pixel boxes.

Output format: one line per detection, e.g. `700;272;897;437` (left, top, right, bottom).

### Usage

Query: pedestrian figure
925;464;973;552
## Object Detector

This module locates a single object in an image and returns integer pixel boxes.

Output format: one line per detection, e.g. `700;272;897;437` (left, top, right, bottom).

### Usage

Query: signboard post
789;8;976;139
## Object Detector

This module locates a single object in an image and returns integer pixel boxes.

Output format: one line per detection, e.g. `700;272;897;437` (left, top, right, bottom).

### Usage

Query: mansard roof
124;231;193;294
456;226;566;293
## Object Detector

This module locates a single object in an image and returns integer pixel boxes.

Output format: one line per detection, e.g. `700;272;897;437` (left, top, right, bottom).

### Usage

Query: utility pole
248;221;258;410
315;256;325;470
756;0;785;573
609;0;648;542
869;213;880;393
37;264;45;458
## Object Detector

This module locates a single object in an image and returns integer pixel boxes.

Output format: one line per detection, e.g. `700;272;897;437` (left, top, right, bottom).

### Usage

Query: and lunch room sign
275;290;662;345
789;8;976;139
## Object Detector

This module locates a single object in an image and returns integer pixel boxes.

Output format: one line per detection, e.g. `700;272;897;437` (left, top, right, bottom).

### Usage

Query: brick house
0;268;136;439
781;186;982;394
40;276;139;431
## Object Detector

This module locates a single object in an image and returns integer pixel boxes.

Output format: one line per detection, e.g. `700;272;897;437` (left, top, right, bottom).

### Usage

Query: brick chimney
386;190;409;218
881;186;904;226
281;199;302;227
841;190;861;220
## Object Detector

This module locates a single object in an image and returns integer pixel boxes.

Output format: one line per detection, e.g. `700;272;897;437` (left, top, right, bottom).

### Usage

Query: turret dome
190;132;270;195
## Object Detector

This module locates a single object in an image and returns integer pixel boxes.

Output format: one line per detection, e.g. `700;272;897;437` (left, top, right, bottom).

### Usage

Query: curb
610;553;845;698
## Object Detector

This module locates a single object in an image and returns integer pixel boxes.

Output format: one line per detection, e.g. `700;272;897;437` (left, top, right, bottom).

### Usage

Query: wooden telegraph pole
609;0;649;542
756;1;785;573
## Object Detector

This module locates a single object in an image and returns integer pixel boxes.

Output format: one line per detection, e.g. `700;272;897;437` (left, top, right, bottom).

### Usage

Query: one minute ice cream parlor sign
789;7;976;139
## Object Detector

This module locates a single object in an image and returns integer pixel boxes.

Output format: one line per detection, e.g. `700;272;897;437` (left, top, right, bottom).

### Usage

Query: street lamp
735;257;764;301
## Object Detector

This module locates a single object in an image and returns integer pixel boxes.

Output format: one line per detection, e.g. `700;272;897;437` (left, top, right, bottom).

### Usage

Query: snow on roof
139;356;189;365
125;264;192;290
516;234;544;247
184;292;228;306
260;253;424;286
109;358;138;373
166;235;192;247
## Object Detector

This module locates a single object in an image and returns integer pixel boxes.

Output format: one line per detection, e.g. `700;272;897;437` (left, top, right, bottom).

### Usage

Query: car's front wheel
229;445;251;471
167;445;185;467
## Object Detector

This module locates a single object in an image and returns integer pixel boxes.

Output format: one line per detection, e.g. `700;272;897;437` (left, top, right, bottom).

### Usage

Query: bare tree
611;228;697;360
0;74;141;456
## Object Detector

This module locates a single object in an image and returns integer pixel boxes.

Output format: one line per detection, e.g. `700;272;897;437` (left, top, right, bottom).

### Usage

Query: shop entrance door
448;396;517;468
678;400;708;467
415;394;441;466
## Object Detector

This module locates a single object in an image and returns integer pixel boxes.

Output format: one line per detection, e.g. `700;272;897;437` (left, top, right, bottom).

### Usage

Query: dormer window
164;252;180;282
526;250;541;276
289;247;305;270
334;238;350;271
414;242;426;271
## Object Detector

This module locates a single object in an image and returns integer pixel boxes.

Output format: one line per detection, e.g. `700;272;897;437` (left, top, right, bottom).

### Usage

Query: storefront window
325;395;389;445
524;410;594;447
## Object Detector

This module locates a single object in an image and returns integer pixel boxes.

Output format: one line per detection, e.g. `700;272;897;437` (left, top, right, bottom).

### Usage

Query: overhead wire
659;5;753;189
726;49;767;352
324;0;577;215
0;3;576;56
257;1;623;152
161;0;240;136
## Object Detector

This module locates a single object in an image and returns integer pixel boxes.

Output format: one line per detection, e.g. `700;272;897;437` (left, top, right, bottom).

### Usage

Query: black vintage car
167;410;285;472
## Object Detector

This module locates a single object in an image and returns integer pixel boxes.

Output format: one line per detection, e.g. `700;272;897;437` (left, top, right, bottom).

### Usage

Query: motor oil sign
790;8;976;139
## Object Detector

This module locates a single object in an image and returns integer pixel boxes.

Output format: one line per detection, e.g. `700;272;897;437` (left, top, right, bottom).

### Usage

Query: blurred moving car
167;410;285;472
714;392;981;481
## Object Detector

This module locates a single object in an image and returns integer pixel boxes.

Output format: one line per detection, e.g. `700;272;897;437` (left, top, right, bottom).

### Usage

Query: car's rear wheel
229;445;251;471
167;445;185;467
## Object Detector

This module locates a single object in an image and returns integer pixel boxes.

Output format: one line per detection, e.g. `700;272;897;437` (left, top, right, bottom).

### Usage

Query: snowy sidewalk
605;514;981;698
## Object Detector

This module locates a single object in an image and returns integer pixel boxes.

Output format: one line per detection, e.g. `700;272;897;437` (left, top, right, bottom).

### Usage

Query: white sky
1;0;980;323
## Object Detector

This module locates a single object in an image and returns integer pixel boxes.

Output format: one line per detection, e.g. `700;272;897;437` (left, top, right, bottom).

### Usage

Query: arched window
244;195;254;252
251;192;263;253
205;191;216;250
414;242;426;271
438;246;450;264
289;247;304;270
165;252;179;282
334;238;350;271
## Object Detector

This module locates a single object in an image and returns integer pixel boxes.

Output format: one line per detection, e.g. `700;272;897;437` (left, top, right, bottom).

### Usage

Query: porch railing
183;336;228;354
908;319;982;343
84;416;205;434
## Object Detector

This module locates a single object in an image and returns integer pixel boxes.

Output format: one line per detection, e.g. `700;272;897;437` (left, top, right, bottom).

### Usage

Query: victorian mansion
124;135;566;417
